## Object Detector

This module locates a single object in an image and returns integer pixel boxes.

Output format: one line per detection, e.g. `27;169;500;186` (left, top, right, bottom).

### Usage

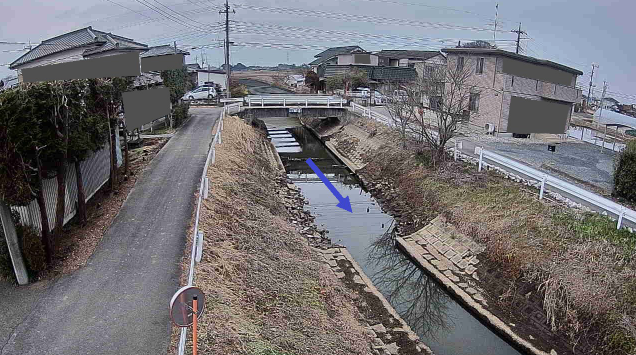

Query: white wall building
196;70;227;90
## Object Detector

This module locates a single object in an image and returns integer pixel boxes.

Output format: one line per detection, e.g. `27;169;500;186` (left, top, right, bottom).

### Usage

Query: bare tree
410;63;474;164
382;82;416;148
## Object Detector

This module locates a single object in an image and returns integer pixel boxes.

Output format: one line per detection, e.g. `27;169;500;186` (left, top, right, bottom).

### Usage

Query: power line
132;0;212;33
232;3;510;33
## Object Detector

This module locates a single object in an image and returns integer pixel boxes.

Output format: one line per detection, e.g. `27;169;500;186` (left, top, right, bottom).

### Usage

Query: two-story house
309;46;365;75
9;27;149;82
443;48;583;135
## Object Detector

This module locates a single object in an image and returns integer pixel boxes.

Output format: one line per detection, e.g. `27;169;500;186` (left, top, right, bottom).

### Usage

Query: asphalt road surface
0;107;220;355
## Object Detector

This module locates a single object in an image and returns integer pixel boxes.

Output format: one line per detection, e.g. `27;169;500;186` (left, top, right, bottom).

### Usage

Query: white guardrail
349;101;635;230
351;102;391;124
177;103;240;354
475;147;635;229
245;95;346;108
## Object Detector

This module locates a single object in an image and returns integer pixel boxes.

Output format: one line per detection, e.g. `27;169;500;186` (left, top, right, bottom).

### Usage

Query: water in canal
275;125;522;355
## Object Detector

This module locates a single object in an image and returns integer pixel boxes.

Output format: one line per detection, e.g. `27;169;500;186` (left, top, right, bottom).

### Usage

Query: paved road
0;107;220;355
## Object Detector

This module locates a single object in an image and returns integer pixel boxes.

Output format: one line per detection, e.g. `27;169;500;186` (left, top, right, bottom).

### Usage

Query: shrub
614;140;636;202
16;224;47;274
172;102;190;127
0;228;11;281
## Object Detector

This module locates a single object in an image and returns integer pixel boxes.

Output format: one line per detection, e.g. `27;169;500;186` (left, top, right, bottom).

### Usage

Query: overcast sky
1;0;633;102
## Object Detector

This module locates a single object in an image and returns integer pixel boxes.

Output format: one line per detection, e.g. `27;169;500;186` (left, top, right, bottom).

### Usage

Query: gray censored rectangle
507;96;570;134
141;54;184;72
122;88;170;131
502;58;573;87
21;52;141;83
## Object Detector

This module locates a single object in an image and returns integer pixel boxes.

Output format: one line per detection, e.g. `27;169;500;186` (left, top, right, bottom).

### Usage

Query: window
429;96;442;110
456;56;464;71
476;58;484;74
469;93;480;112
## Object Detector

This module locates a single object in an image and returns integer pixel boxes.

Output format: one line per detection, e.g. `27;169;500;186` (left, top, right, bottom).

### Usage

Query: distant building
309;46;365;73
443;48;583;134
376;50;443;68
0;75;19;91
285;74;305;88
196;69;227;90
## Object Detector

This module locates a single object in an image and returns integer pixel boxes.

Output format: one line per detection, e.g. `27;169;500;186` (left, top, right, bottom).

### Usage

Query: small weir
269;120;523;355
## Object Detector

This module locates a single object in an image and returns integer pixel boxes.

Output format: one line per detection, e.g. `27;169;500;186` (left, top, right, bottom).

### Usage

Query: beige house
442;48;582;134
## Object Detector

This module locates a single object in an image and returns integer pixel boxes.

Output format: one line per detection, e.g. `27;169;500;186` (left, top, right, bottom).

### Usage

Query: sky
0;0;634;102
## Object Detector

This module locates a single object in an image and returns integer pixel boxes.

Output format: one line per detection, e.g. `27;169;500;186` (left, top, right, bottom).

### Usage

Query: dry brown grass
187;115;373;355
342;113;636;354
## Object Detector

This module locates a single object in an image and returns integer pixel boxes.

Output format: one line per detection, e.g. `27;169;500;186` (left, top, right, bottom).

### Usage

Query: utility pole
493;3;499;43
511;23;527;54
220;0;234;98
587;63;599;109
174;41;177;54
597;80;608;127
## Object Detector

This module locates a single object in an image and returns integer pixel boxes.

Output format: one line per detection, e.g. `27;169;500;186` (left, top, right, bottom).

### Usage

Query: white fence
350;102;391;125
10;136;122;233
348;103;636;230
245;95;346;108
177;105;231;355
475;147;635;229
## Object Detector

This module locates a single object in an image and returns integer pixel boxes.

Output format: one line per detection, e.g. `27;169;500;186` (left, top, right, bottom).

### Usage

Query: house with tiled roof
140;45;189;59
9;27;149;82
309;46;365;72
376;50;445;68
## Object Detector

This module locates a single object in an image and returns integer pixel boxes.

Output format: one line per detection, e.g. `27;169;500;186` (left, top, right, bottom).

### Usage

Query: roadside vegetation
161;66;192;127
173;115;374;355
316;113;636;355
0;70;182;279
614;140;636;203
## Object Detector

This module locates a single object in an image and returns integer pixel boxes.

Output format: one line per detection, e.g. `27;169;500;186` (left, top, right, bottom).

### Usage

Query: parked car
182;87;217;101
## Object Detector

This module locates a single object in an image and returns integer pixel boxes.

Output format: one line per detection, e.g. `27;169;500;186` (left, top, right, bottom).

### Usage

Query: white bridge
244;94;346;108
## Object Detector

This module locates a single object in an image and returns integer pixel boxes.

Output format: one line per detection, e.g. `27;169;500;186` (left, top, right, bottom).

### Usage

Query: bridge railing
245;95;346;108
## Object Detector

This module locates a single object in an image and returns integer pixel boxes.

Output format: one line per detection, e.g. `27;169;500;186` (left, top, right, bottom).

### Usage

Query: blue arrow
305;158;353;213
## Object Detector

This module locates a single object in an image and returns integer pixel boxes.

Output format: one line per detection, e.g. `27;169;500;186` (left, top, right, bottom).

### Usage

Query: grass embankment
322;114;636;355
181;115;373;355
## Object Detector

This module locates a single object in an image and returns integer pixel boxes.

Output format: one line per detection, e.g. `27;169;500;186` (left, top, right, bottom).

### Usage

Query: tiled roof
83;30;147;56
313;46;364;59
376;50;441;60
442;48;583;75
323;65;418;82
140;45;190;58
9;27;147;68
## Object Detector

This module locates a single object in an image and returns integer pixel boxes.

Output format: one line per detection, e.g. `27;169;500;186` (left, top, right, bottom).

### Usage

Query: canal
275;125;523;355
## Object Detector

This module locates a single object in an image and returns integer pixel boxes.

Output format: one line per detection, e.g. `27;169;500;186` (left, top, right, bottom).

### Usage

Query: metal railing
475;146;635;229
348;102;636;230
245;95;346;108
350;102;391;124
177;106;227;355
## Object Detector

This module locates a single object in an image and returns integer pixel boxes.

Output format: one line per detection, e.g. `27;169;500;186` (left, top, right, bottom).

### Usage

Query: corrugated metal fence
9;134;122;233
